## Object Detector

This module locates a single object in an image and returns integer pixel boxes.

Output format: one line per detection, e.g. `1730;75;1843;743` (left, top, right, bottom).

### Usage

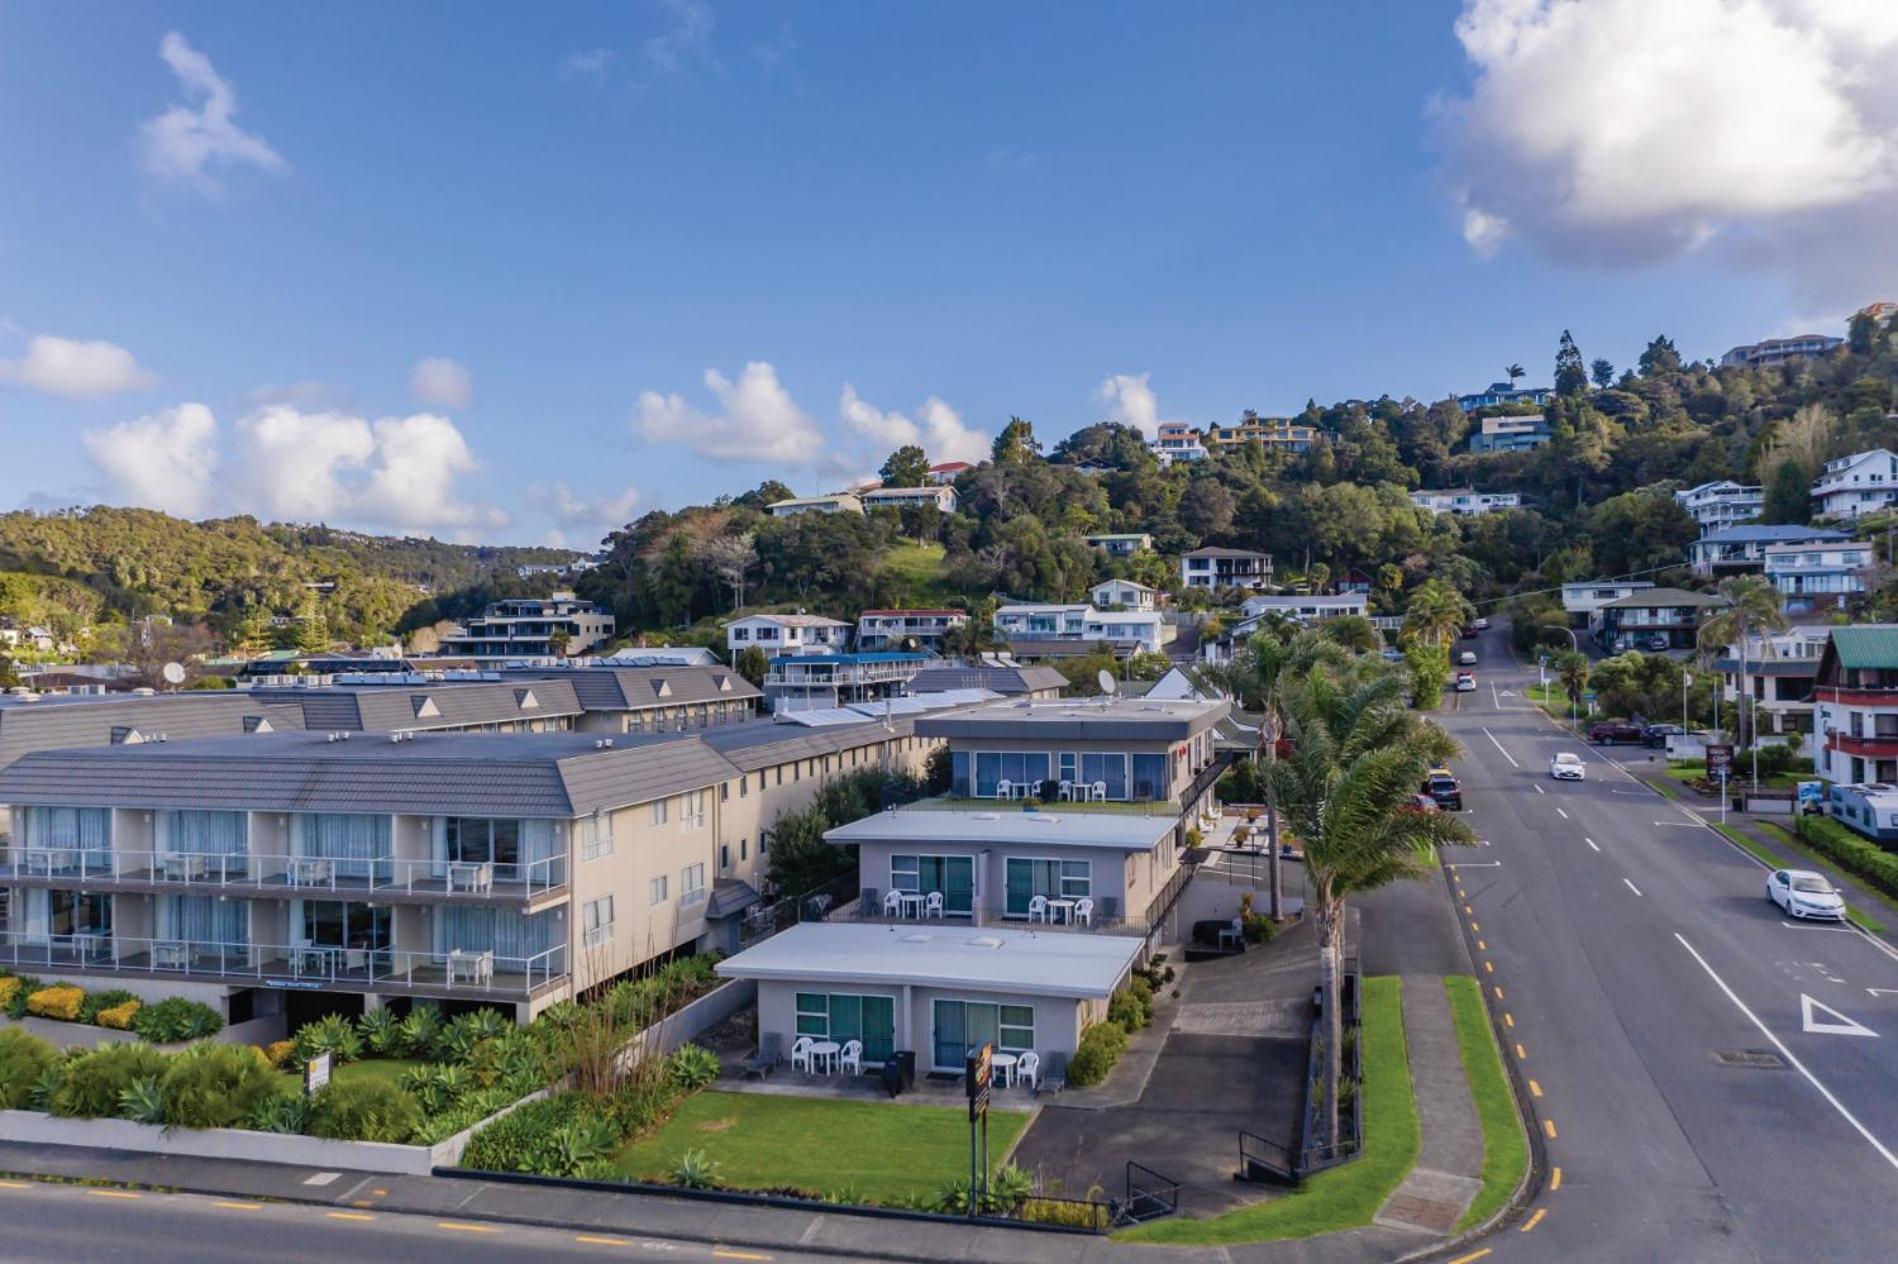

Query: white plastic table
990;1051;1018;1086
897;892;926;918
1045;898;1077;924
810;1040;841;1074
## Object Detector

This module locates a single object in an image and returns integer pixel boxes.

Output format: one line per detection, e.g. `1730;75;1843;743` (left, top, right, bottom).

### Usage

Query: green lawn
277;1056;424;1093
613;1091;1030;1204
1119;976;1417;1245
1444;976;1527;1232
880;540;954;607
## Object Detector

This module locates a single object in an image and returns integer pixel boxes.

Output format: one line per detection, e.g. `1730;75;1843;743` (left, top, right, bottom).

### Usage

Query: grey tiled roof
508;666;761;712
0;693;307;771
258;678;586;733
699;716;919;773
907;666;1068;696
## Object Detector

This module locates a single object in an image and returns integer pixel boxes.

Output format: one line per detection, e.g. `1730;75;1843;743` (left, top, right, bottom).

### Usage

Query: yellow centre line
0;1180;31;1190
1543;1119;1558;1140
86;1189;141;1200
1504;1012;1515;1028
1551;1165;1563;1190
1493;985;1505;1000
1529;1079;1543;1098
576;1235;630;1246
1447;1250;1493;1264
214;1200;264;1211
437;1221;501;1234
1484;961;1495;974
1514;1042;1526;1059
327;1211;375;1222
1521;1207;1547;1232
713;1252;772;1262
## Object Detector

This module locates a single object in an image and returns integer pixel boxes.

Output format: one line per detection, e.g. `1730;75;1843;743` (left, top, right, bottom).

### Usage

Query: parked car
1455;672;1477;692
1381;646;1404;662
1458;650;1478;666
1648;634;1669;652
1473;617;1490;630
1460;626;1479;640
1766;869;1845;921
1422;768;1463;810
1641;723;1684;748
1587;721;1645;745
1401;792;1440;814
1549;752;1586;781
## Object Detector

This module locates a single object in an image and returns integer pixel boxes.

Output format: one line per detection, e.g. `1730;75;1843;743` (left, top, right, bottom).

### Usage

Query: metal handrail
0;845;567;894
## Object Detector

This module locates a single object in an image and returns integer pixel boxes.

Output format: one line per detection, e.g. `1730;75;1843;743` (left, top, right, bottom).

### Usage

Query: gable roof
1696;524;1851;545
908;665;1068;696
1598;587;1730;610
510;666;760;712
1821;625;1898;672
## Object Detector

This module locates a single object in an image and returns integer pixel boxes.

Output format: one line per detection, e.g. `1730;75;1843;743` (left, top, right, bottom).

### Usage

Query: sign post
1706;744;1734;824
965;1041;993;1217
304;1050;333;1098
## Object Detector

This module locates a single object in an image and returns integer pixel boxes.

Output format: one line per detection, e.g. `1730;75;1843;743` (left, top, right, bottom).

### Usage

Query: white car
1458;650;1478;666
1455;672;1477;692
1767;869;1845;921
1473;617;1490;630
1549;752;1586;781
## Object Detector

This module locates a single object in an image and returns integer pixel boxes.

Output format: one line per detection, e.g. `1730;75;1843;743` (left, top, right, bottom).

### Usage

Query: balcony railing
0;847;567;898
0;931;566;997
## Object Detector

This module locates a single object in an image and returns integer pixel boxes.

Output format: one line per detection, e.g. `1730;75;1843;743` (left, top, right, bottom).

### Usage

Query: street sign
304;1050;333;1097
1705;744;1734;781
966;1041;993;1119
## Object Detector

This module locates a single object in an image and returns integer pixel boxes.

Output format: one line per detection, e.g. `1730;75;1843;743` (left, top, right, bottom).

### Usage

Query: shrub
293;1013;362;1066
671;1147;722;1189
132;997;223;1043
464;1026;548;1095
0;1028;57;1108
396;1006;442;1058
306;1079;423;1143
262;1039;299;1070
160;1044;277;1129
49;1042;171;1118
356;1008;403;1057
461;1091;601;1174
25;985;86;1022
435;1008;511;1064
247;1092;308;1135
95;1000;142;1030
1243;912;1277;943
668;1043;720;1091
80;989;138;1025
548;1114;619;1176
0;976;23;1015
118;1076;165;1124
1065;1021;1128;1088
1799;816;1898;900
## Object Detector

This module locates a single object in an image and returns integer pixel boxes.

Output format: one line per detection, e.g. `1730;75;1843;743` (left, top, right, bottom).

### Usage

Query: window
1003;857;1090;916
731;627;749;641
649;874;669;905
740;838;748;862
973;751;1052;797
775;767;783;786
580;812;613;861
681;790;708;830
1078;752;1129;799
650;798;670;827
1131;753;1168;800
681;863;707;907
796;992;895;1061
720;845;730;871
583;896;615;944
739;777;748;798
720;783;729;803
890;854;976;914
931;1000;1035;1071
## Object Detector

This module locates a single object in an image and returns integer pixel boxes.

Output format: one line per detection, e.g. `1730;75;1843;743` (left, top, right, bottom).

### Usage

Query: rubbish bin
882;1050;917;1098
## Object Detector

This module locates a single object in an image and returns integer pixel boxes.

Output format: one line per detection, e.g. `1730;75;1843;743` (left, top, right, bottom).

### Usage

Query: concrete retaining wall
616;978;755;1069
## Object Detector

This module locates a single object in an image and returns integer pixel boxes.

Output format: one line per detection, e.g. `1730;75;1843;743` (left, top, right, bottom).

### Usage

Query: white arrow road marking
1500;690;1518;698
1867;988;1898;997
1802;994;1878;1038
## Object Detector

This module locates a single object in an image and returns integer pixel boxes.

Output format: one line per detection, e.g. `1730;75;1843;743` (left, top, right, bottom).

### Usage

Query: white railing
0;847;566;895
0;931;567;995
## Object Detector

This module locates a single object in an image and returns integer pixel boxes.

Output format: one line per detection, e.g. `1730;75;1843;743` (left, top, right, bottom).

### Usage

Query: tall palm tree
1403;579;1473;650
1696;575;1786;783
1505;362;1525;386
1269;661;1473;1146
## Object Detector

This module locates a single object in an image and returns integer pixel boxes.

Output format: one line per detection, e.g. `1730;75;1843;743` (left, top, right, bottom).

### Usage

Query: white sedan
1549;752;1586;781
1767;869;1845;921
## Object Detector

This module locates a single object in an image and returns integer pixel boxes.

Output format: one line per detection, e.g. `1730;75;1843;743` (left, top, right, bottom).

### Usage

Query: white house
1082;610;1165;654
855;609;968;652
1559;580;1655;619
994;603;1164;654
1812;449;1898;522
927;461;973;485
1090;579;1158;612
768;494;864;518
724;614;852;659
1179;547;1273;591
1082;533;1154;557
1149;422;1207;465
1674;481;1763;534
1689;525;1852;577
1409;489;1521;516
1763;540;1874;612
860;485;959;514
1238;593;1369;622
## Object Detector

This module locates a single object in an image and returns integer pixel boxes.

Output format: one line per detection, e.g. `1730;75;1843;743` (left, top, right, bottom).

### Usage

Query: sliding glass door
1002;857;1091;917
931;999;1037;1071
795;993;896;1062
889;854;975;915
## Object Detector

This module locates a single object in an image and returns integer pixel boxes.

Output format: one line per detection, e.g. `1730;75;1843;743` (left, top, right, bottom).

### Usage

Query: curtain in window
436;906;559;963
157;811;248;865
293;813;391;880
1079;753;1129;799
157;895;249;945
1131;754;1168;800
21;807;110;868
16;889;49;942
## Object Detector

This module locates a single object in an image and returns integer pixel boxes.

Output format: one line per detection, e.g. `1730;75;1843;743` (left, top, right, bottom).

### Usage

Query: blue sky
2;1;1891;548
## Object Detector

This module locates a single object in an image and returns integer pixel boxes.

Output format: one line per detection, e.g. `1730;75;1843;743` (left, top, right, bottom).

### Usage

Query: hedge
1064;1020;1129;1088
1798;816;1898;901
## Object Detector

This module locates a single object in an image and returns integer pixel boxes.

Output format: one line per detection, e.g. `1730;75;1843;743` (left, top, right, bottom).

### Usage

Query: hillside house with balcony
1689;525;1851;578
438;593;615;658
1589;588;1729;652
1812;449;1898;522
725;614;851;659
763;652;929;713
1675;481;1763;534
1813;626;1898;785
1763;541;1873;612
1179;547;1273;591
855;609;968;653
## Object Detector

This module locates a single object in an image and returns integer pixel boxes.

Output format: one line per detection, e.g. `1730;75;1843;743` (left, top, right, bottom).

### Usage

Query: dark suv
1640;723;1684;748
1422;768;1463;811
1587;722;1645;745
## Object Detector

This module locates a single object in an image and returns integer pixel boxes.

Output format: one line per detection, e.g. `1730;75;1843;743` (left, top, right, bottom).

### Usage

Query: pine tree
1554;330;1588;396
294;593;331;654
1589;358;1616;389
1763;458;1811;525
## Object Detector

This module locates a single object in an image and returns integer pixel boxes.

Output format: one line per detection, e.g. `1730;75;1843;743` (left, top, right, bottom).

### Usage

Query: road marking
1521;1208;1547;1232
1556;807;1569;819
214;1201;264;1211
327;1212;375;1222
1675;932;1898;1172
1484;961;1495;974
1550;1165;1562;1190
0;1180;30;1189
1477;939;1487;951
1494;985;1505;1000
438;1222;500;1234
1654;821;1704;828
1528;1078;1542;1097
1623;878;1643;897
1781;921;1856;935
1447;1251;1493;1264
1868;988;1898;997
1584;837;1600;852
1465;905;1473;915
577;1235;630;1246
1482;728;1521;768
303;1172;342;1187
1802;994;1878;1038
1472;920;1480;932
86;1190;141;1200
1515;1042;1526;1058
1543;1119;1557;1140
713;1253;772;1262
1447;861;1502;868
1534;783;1545;795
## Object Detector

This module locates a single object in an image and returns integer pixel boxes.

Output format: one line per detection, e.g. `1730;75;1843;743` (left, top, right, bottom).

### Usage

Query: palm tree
1554;649;1591;727
1403;579;1472;650
940;600;1005;661
1269;661;1473;1146
1505;363;1525;387
1696;576;1786;783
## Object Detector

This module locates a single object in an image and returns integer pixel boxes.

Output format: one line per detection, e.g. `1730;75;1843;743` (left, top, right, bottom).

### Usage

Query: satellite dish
161;662;187;686
1097;669;1118;696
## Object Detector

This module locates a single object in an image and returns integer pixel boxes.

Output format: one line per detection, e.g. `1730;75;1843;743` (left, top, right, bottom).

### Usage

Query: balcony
1828;733;1898;759
0;847;569;908
837;862;1195;941
0;932;567;1001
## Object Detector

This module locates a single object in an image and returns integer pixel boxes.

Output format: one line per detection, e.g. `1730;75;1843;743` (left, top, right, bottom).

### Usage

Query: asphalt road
1437;624;1898;1263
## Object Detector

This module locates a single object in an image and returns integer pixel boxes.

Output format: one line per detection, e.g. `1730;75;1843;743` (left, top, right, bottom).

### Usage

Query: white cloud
559;48;617;83
839;386;990;466
233;406;374;519
532;482;641;541
139;31;286;193
638;361;824;463
1094;372;1173;439
0;334;157;397
80;403;218;517
354;413;508;533
408;356;473;411
1438;0;1898;296
644;0;715;73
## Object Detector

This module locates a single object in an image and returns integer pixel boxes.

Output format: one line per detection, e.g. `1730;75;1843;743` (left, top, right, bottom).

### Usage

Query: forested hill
577;323;1898;635
0;507;576;646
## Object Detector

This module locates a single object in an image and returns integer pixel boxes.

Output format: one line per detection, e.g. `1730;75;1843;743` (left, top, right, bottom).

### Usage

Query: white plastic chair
1028;894;1049;924
791;1036;814;1072
840;1039;863;1074
996;779;1013;801
1091;780;1108;802
925;891;945;919
1016;1051;1040;1090
1073;897;1094;927
1058;780;1073;801
883;889;903;918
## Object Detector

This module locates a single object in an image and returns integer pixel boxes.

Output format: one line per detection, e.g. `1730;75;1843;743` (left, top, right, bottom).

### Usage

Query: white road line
1556;807;1569;820
1675;932;1898;1172
1481;727;1521;768
1534;783;1545;795
1491;681;1501;709
1584;836;1601;851
1623;877;1643;897
1447;862;1504;869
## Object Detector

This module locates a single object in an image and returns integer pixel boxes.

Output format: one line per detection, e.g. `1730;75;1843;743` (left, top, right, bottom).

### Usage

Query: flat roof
825;807;1177;851
916;695;1228;741
714;921;1141;999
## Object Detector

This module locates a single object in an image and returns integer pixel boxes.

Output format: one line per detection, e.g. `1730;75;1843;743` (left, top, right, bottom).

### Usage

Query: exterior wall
754;978;1096;1075
851;839;1149;925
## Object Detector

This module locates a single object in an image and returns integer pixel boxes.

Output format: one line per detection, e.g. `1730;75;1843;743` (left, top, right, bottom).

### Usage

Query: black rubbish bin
882;1050;917;1098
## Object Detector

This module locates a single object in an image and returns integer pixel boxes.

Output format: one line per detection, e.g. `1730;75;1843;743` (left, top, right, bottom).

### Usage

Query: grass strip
1443;976;1527;1232
1712;823;1887;935
1118;976;1416;1245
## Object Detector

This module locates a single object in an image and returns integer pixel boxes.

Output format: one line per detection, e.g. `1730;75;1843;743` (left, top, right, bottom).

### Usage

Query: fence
738;870;862;946
1238;962;1361;1187
1120;1161;1181;1223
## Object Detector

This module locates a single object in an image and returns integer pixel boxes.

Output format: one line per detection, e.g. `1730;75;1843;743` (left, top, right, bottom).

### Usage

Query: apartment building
859;485;959;515
520;666;761;735
1713;629;1829;760
1203;417;1316;453
1689;524;1852;577
1674;480;1763;533
724;614;852;659
1589;588;1729;652
855;609;968;652
1812;449;1898;522
439;594;616;659
1763;541;1874;612
1812;626;1898;785
1409;489;1521;516
1467;414;1551;454
1179;547;1274;591
1719;334;1843;369
763;653;929;714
